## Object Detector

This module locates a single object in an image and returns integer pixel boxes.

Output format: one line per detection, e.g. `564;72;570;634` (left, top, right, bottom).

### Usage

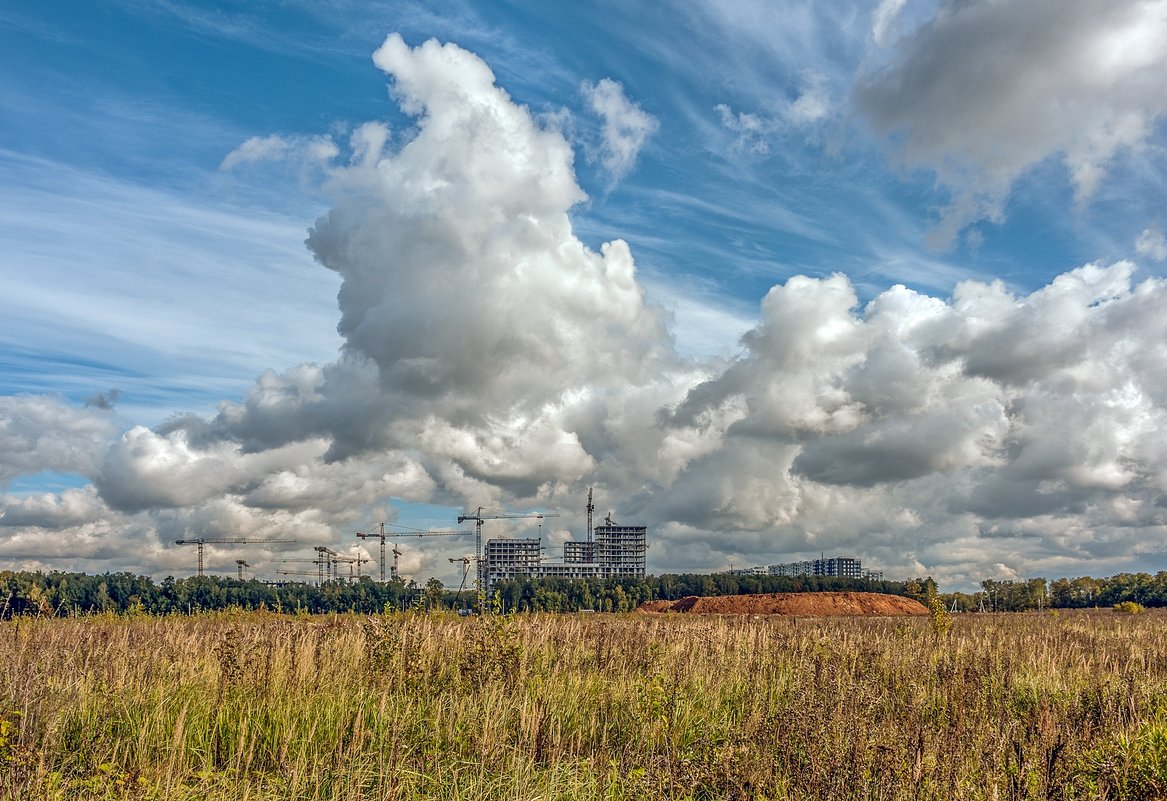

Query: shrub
928;593;953;636
1114;601;1145;614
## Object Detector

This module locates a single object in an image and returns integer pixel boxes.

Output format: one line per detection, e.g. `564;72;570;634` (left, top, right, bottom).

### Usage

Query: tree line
492;573;917;612
5;568;1162;617
1;569;914;617
944;574;1167;612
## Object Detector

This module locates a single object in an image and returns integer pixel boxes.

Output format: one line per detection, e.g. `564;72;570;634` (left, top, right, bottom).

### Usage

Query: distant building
727;566;769;576
484;538;542;587
592;521;647;578
484;515;646;590
767;556;881;580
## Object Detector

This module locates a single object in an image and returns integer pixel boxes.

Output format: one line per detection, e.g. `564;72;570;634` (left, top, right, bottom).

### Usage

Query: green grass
3;609;1167;799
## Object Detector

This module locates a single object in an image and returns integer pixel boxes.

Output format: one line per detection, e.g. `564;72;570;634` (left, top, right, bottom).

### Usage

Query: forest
2;567;1165;617
0;569;913;617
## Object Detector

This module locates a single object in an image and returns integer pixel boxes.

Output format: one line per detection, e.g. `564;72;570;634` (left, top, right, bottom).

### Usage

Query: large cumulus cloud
223;35;684;495
659;261;1167;583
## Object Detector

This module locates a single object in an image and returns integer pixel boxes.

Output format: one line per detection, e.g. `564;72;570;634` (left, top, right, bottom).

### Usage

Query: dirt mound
637;591;928;617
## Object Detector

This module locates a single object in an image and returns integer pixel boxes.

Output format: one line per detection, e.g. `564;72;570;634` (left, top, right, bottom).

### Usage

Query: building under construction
483;490;647;589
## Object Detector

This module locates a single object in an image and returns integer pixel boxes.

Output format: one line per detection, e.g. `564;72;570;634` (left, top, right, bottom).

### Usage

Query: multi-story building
727;566;769;576
593;521;647;577
484;515;647;589
483;538;542;586
767;557;870;579
563;540;595;564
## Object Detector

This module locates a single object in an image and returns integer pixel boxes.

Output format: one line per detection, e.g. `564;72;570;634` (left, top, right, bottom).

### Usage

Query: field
3;609;1167;800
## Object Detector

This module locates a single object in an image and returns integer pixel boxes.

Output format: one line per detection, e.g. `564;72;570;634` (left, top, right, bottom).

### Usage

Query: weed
927;593;952;637
1077;719;1167;799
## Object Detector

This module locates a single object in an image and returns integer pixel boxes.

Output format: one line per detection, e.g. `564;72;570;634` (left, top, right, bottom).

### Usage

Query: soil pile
637;591;928;616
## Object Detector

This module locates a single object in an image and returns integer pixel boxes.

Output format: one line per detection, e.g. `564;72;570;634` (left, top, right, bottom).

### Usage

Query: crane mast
310;546;369;584
314;546;336;583
332;553;370;582
356;522;390;582
448;555;473;609
391;544;403;580
586;487;594;544
455;508;559;611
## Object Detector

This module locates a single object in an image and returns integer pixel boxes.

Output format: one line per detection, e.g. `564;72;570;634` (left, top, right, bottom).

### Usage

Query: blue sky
2;0;1166;589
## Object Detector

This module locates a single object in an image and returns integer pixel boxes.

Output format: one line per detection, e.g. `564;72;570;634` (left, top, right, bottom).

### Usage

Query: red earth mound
636;591;928;617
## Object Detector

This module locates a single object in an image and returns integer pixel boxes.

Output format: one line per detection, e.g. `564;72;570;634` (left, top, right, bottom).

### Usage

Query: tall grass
3;609;1167;799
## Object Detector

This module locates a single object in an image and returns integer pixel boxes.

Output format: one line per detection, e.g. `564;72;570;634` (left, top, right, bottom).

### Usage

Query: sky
1;0;1166;591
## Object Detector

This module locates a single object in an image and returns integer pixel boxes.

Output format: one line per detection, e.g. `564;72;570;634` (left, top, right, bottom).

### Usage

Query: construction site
173;489;648;605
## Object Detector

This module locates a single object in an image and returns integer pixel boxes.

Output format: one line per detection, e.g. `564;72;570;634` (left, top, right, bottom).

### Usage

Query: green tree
423;577;446;611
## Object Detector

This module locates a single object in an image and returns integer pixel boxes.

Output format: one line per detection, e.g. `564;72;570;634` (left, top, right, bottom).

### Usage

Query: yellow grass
3;609;1167;799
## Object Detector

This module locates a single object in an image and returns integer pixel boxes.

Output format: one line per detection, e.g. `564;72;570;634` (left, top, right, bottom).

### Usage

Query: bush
1114;601;1145;614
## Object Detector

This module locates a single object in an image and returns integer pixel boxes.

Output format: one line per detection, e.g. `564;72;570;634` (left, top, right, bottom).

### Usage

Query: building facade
484;521;647;589
728;556;882;581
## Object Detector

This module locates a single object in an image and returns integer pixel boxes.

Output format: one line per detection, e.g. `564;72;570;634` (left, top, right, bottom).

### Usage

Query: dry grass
3;609;1167;800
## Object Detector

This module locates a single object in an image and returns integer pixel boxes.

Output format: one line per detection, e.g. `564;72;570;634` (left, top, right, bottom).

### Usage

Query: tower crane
235;560;250;581
391;543;403;580
280;558;324;584
314;546;339;584
355;523;424;582
456;508;559;609
356;523;390;582
278;557;330;586
586;487;595;543
174;537;296;577
332;553;370;582
309;547;369;584
358;523;474;583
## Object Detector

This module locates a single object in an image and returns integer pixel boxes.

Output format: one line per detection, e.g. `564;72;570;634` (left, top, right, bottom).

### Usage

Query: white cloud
855;0;1167;246
787;70;830;124
715;70;832;151
715;103;776;153
660;261;1167;583
871;0;908;47
1136;226;1167;261
0;396;117;483
220;133;339;171
581;78;659;183
0;486;106;528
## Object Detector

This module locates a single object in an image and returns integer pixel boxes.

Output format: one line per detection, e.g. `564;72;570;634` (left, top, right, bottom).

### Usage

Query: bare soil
636;591;929;616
